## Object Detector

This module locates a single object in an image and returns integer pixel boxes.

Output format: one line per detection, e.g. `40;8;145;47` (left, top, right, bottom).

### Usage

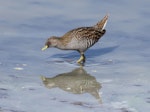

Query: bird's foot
76;55;85;64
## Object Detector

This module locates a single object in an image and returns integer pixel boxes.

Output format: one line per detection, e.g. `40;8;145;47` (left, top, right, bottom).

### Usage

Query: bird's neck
55;38;67;50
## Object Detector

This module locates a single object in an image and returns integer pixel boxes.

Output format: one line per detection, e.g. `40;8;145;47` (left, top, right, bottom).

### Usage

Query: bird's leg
77;53;86;64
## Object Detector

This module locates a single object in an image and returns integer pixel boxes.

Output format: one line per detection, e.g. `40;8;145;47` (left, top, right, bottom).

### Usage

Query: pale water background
0;0;150;112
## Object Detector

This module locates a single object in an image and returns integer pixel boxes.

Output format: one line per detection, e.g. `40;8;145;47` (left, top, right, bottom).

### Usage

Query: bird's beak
41;45;48;51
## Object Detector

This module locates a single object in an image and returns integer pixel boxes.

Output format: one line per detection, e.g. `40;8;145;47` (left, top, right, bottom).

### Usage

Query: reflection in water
41;67;102;103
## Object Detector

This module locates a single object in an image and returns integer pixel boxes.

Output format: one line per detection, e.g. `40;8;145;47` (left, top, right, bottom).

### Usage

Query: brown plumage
42;14;108;64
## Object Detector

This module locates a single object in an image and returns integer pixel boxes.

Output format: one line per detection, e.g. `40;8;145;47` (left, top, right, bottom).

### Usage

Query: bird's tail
94;14;109;31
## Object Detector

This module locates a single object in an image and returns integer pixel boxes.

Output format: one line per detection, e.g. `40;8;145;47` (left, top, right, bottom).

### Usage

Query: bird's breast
65;35;99;52
61;27;105;51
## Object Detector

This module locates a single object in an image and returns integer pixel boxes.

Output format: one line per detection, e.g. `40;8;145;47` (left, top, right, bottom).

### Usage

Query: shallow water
0;0;150;112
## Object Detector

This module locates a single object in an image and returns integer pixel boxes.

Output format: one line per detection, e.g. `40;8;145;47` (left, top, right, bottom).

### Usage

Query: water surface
0;0;150;112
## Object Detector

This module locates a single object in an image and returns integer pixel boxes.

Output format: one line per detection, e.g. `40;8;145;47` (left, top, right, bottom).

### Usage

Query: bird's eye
48;41;51;45
46;41;51;45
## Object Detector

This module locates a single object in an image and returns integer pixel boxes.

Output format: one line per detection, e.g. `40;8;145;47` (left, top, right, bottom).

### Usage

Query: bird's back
61;27;105;52
60;15;108;52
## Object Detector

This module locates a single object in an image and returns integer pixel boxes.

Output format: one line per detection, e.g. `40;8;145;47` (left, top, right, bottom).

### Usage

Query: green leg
77;54;86;64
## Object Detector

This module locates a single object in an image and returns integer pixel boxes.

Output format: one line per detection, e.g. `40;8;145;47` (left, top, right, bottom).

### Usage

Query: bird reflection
41;67;102;103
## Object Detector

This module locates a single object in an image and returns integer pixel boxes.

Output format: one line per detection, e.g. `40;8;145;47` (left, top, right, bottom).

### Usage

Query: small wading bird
42;14;108;64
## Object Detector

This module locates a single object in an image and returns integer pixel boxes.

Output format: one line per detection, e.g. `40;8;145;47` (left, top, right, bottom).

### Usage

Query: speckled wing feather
68;27;105;40
61;27;106;51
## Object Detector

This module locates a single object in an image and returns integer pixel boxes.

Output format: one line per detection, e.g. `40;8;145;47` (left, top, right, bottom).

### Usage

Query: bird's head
41;36;59;51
